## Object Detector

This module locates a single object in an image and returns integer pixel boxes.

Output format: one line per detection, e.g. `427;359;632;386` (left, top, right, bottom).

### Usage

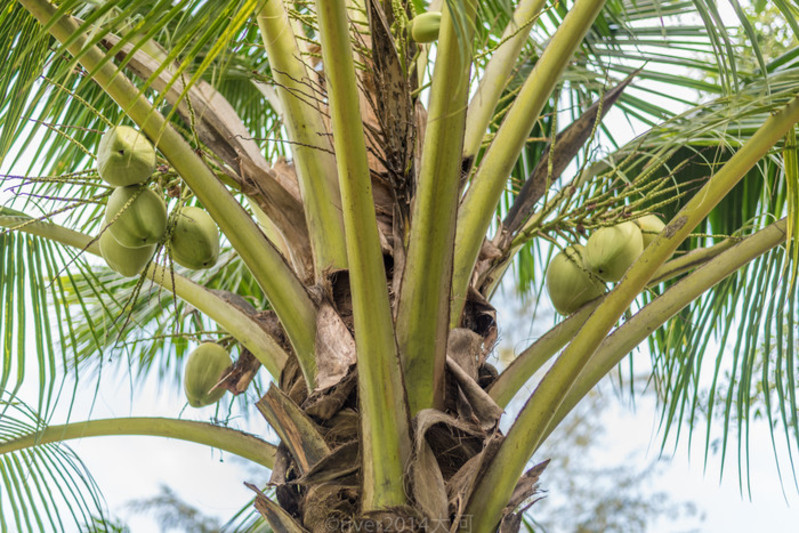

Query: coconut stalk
255;0;348;276
462;0;548;161
451;0;608;327
0;417;277;469
0;211;289;377
19;0;318;388
314;0;410;510
465;95;799;532
396;0;476;414
249;485;306;533
646;236;741;284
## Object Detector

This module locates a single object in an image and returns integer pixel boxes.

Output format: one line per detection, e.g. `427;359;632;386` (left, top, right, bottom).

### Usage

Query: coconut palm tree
1;0;798;530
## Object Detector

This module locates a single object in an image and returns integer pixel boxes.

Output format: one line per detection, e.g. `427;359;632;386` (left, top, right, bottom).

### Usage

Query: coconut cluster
95;126;220;277
545;215;666;316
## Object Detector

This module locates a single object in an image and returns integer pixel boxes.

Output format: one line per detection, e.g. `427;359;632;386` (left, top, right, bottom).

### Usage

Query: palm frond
79;515;131;533
0;226;92;421
219;492;270;533
59;245;268;391
648;244;799;494
491;12;799;486
0;397;107;533
508;61;799;280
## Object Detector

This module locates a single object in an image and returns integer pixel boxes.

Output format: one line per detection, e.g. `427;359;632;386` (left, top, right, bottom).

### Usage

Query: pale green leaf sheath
0;417;277;469
255;0;347;276
314;0;410;511
452;0;608;326
396;0;477;414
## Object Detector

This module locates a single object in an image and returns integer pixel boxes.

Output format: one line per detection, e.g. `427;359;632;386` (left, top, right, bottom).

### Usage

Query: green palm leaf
0;226;88;420
60;246;268;388
1;0;281;178
0;398;106;533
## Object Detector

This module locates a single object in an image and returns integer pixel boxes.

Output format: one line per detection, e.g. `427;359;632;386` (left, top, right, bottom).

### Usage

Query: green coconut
408;11;442;42
105;185;167;248
183;343;232;408
633;214;666;247
546;245;606;316
169;206;219;269
97;126;156;187
98;229;155;277
584;221;644;282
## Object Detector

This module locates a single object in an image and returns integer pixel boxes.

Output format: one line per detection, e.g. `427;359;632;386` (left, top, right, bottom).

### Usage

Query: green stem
488;301;599;408
647;237;739;285
462;0;548;160
19;0;318;387
487;235;740;408
314;0;410;510
0;417;276;469
396;0;476;414
0;213;288;377
543;218;788;444
0;211;97;253
465;95;799;533
255;0;347;276
451;0;607;327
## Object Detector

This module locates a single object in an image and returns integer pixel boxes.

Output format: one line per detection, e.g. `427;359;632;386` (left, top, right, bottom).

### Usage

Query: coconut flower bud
409;11;442;43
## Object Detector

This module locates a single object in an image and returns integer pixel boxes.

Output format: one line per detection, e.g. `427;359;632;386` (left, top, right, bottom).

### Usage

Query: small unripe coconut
546;245;606;315
97;126;156;186
633;214;666;247
584;221;644;282
98;229;154;277
183;343;232;408
105;185;167;248
169;206;219;269
408;11;442;42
